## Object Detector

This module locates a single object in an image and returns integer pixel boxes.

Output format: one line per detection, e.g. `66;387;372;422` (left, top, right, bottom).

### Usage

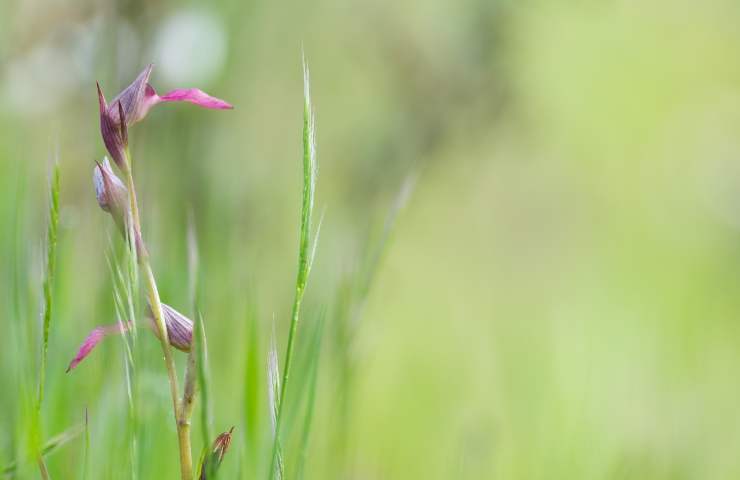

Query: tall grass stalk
268;54;319;480
268;325;284;480
194;311;212;451
331;174;415;473
295;316;324;480
36;163;59;411
181;216;201;462
120;150;192;480
34;162;60;478
108;243;140;477
82;408;90;480
242;298;261;477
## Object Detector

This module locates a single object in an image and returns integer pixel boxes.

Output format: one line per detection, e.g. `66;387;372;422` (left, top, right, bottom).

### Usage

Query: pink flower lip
66;322;131;373
67;302;194;372
99;64;233;129
96;64;233;167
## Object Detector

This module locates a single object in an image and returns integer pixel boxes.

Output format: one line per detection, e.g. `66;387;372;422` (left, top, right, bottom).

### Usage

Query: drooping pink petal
66;322;132;373
159;88;233;110
97;64;232;133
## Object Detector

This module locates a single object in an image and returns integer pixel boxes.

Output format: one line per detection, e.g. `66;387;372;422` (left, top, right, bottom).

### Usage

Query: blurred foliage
2;0;740;478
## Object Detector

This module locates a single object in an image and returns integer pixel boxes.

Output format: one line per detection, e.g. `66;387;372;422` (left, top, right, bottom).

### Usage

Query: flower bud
199;427;234;479
93;158;128;231
99;64;232;129
67;301;191;373
148;303;193;352
97;83;129;169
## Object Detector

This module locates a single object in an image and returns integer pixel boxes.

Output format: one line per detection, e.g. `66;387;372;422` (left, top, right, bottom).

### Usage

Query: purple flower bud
97;64;231;167
93;158;128;229
97;82;128;169
108;64;156;126
99;64;232;129
67;302;193;372
149;303;193;352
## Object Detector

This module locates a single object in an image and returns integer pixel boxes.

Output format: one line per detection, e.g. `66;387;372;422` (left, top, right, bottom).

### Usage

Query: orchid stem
121;150;193;480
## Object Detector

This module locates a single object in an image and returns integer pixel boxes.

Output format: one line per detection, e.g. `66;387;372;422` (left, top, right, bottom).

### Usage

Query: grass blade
195;312;213;449
268;51;319;480
182;214;200;462
2;423;83;476
242;298;261;477
295;315;325;480
37;162;60;410
267;325;284;480
82;408;90;480
32;162;60;478
107;240;140;478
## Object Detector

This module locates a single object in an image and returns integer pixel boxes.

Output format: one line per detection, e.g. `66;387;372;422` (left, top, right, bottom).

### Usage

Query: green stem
36;163;59;478
121;153;193;480
269;59;316;479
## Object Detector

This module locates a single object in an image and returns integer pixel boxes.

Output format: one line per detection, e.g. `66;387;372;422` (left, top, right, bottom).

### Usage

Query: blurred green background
3;0;740;478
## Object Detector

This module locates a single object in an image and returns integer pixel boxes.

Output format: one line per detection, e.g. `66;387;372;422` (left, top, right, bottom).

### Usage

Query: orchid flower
93;158;128;230
97;64;233;168
66;302;193;372
67;160;197;372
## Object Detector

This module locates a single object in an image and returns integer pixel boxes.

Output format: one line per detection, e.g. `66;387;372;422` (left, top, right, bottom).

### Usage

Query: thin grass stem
37;163;59;411
269;53;318;480
121;151;192;480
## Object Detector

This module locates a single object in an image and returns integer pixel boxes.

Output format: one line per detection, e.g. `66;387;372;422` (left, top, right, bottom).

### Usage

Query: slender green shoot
107;242;139;478
295;315;325;480
242;296;261;477
330;174;416;472
82;408;90;480
33;162;60;479
181;214;200;461
356;174;416;320
120;147;191;479
269;51;319;480
195;311;212;450
37;162;60;411
2;423;83;476
268;324;284;480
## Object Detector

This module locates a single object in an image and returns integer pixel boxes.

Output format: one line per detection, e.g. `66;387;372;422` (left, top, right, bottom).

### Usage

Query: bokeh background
3;0;740;478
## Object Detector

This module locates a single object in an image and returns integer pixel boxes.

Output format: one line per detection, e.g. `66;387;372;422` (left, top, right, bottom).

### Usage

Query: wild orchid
66;298;193;372
67;64;233;480
97;64;232;169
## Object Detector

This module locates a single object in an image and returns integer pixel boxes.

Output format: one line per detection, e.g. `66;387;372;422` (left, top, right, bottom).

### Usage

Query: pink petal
159;89;233;110
66;322;132;372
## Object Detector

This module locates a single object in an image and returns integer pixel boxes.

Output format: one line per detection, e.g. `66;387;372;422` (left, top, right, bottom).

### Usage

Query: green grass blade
81;408;90;480
31;162;60;478
269;51;319;480
37;162;60;411
242;298;261;477
195;312;213;449
295;315;325;480
267;325;284;480
2;423;83;476
107;242;140;479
